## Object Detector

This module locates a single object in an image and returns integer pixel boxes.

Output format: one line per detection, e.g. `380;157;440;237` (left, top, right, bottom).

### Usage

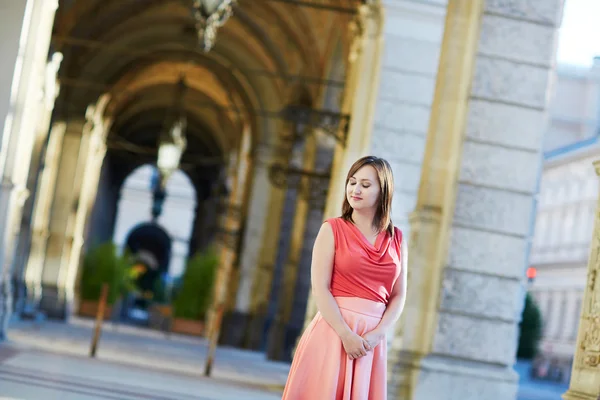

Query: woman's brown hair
341;156;394;236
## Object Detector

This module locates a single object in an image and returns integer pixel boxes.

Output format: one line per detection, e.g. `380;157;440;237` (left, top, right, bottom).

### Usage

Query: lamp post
192;0;237;52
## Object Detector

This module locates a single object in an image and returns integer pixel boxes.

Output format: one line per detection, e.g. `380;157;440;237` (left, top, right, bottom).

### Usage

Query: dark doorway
121;223;172;324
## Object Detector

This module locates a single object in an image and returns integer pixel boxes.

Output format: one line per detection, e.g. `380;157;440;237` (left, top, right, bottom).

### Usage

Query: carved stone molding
566;160;600;400
575;201;600;370
280;105;350;147
348;3;383;63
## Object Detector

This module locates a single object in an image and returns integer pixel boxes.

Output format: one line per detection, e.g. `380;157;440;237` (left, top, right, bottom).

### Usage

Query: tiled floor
2;318;570;399
0;346;281;399
6;318;290;390
2;318;287;399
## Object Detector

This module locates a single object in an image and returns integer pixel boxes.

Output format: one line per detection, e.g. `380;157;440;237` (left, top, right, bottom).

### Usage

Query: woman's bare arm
310;222;353;338
371;237;408;336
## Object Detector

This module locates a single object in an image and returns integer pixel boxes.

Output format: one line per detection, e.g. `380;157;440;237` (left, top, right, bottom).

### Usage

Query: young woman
282;156;408;400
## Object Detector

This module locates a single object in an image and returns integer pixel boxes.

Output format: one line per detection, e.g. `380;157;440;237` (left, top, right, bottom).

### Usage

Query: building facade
529;58;600;363
0;1;566;398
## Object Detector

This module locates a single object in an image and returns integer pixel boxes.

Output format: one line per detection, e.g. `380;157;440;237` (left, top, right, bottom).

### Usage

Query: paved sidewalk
515;360;567;400
0;344;281;400
4;318;570;400
7;317;290;391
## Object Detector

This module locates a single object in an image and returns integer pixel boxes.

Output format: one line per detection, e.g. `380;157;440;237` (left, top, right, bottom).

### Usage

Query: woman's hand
362;329;386;350
340;331;371;360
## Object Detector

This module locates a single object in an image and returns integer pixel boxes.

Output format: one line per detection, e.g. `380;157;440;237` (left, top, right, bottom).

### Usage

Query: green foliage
79;242;134;305
172;249;219;320
517;292;543;360
152;276;170;304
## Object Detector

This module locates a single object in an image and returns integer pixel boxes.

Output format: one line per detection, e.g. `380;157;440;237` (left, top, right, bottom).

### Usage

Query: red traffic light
526;267;537;280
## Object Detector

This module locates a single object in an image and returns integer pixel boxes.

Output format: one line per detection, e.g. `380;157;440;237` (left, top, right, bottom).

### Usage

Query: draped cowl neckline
328;217;402;304
342;219;393;260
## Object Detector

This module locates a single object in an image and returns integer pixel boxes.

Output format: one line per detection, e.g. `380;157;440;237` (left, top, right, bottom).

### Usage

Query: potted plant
171;249;218;336
78;242;136;320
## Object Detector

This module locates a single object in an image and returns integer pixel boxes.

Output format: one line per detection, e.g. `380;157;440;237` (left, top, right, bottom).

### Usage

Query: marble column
383;0;563;399
564;163;600;399
0;0;59;338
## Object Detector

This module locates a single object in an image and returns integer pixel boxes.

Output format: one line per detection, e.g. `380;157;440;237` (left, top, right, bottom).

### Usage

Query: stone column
38;122;88;318
36;95;111;319
57;100;110;314
564;161;600;399
204;123;252;375
267;134;317;361
243;136;303;349
0;0;59;338
371;0;447;233
22;123;66;310
289;138;334;342
225;139;286;348
301;2;385;328
12;51;63;315
385;0;563;399
223;156;255;314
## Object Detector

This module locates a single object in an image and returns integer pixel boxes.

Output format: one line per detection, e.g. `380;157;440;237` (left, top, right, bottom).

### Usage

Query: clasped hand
341;330;385;360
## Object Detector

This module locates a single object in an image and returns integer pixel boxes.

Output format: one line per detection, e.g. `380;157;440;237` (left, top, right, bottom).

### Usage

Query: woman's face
346;165;381;212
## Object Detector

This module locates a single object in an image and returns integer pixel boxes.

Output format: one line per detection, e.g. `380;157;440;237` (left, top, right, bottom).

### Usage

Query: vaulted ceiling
51;0;357;174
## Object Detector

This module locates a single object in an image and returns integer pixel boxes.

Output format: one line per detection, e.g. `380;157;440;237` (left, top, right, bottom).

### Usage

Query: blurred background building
529;57;600;376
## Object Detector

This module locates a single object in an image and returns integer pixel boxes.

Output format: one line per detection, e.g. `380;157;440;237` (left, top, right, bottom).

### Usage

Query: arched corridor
5;0;357;358
0;0;570;398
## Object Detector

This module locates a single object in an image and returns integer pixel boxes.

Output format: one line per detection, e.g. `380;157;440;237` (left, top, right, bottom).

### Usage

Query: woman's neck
351;209;377;233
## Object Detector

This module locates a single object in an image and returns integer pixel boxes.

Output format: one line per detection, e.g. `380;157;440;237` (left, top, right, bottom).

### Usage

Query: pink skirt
282;297;387;400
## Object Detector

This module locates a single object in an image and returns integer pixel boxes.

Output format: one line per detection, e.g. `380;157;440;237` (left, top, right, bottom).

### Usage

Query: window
571;296;583;340
544;294;554;337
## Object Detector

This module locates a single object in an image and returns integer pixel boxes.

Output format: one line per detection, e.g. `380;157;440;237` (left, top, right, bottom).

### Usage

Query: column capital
348;3;384;63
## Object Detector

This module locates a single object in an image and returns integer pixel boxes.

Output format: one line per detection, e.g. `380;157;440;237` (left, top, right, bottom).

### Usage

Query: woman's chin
350;202;367;211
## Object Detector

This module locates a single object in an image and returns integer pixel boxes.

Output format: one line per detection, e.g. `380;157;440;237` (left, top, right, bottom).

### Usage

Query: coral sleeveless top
326;217;403;305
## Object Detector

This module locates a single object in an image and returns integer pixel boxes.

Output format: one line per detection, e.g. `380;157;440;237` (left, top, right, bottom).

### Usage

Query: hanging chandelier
157;78;188;188
192;0;237;52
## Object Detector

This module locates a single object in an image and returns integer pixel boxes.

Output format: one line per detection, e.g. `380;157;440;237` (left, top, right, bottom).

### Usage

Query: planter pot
172;318;205;337
78;300;113;321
